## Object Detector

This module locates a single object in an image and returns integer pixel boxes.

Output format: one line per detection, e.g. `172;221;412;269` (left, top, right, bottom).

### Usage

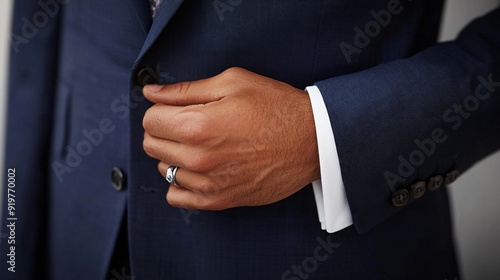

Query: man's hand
142;67;320;210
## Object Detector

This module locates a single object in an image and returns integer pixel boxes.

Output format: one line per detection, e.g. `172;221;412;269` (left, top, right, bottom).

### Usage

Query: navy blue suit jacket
2;0;499;279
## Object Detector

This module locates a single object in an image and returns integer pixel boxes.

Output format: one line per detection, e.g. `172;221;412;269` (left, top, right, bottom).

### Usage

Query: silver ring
166;166;179;186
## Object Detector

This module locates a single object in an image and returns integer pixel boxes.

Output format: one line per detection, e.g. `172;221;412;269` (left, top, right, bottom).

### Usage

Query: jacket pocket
50;81;73;159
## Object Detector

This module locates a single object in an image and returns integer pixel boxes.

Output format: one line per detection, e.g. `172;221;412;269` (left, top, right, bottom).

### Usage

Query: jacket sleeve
1;1;62;279
315;7;500;233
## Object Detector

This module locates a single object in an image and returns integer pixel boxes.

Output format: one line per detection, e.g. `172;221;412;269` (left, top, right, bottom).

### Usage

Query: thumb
143;76;226;106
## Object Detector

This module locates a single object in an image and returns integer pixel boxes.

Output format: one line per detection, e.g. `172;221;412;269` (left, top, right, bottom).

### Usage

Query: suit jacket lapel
128;0;153;36
134;0;185;65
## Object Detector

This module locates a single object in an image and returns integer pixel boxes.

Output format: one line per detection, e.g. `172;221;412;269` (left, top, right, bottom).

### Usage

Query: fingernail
146;84;163;92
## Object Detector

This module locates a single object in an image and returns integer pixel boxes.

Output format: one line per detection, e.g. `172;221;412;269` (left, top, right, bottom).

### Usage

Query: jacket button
111;167;126;191
445;170;460;185
136;66;161;86
410;181;426;199
392;189;409;207
427;175;444;191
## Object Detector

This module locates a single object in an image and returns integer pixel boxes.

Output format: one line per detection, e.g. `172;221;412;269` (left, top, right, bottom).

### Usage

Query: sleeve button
392;189;410;207
427;175;444;191
445;170;461;185
410;181;426;199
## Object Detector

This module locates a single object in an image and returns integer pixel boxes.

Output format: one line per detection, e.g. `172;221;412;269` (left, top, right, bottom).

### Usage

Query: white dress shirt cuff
306;85;353;233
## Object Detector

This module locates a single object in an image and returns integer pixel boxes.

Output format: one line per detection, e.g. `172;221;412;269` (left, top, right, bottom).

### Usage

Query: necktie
149;0;163;18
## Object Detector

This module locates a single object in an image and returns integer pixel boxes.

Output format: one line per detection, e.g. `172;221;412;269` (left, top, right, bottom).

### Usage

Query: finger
144;102;221;144
158;161;222;195
166;184;206;210
143;68;251;106
143;104;198;142
143;132;182;163
166;184;227;211
144;133;217;172
143;103;183;139
143;76;224;106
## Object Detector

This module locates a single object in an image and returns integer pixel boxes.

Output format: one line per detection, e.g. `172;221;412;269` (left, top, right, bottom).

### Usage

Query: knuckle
219;67;250;93
206;183;221;195
142;135;156;157
179;122;204;142
221;67;245;78
142;111;152;131
198;197;227;211
178;113;212;144
182;153;211;172
157;164;163;175
209;172;231;193
197;180;219;195
142;106;160;132
166;192;181;208
176;81;192;96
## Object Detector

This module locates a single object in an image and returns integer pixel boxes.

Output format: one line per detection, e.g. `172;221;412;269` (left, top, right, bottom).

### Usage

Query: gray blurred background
0;0;499;278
